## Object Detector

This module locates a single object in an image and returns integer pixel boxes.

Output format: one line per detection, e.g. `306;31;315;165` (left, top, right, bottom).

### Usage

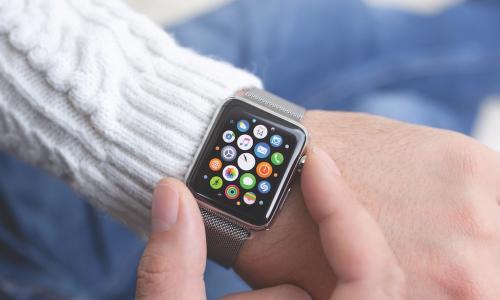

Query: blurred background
1;0;499;300
125;0;500;153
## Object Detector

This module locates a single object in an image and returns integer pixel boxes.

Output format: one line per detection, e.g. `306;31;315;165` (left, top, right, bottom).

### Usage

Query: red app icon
256;162;272;179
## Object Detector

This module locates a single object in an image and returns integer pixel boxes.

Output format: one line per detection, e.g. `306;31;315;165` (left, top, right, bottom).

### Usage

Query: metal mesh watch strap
235;88;306;122
200;207;250;268
202;87;306;268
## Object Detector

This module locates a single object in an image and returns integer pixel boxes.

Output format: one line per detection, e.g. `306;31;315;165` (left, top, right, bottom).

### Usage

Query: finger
301;148;404;295
136;178;207;300
221;284;311;300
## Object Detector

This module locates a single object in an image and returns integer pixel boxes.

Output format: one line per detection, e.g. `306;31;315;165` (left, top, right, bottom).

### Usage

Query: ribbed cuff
0;0;262;237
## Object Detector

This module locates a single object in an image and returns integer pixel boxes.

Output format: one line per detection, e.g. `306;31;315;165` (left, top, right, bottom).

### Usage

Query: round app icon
243;192;257;205
236;120;250;133
221;145;237;162
240;173;256;190
225;185;240;200
257;181;271;194
254;142;271;159
271;152;284;166
270;134;283;147
209;176;223;189
237;153;256;171
256;162;273;178
237;134;253;151
253;124;268;139
209;158;222;171
222;165;239;182
222;130;235;143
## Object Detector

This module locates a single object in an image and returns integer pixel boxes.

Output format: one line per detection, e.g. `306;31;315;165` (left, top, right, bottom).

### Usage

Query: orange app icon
256;162;273;179
209;158;222;172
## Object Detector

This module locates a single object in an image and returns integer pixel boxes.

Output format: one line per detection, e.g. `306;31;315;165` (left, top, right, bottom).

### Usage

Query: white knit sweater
0;0;262;237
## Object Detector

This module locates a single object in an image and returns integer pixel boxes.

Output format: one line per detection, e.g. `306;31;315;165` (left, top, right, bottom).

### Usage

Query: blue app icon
257;181;271;194
254;142;271;159
237;120;250;132
270;134;283;147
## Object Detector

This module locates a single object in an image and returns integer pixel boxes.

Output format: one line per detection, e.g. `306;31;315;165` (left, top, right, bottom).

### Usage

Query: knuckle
455;200;497;239
136;269;166;298
434;259;481;300
135;253;171;297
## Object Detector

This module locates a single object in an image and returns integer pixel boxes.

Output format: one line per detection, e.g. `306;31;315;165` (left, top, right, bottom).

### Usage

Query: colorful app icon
240;173;256;190
253;124;268;139
270;134;283;147
271;152;284;166
254;142;270;159
243;192;257;205
222;165;239;182
225;185;240;200
257;181;271;194
256;162;273;178
221;145;237;162
236;120;250;132
222;130;235;143
237;153;255;171
209;158;222;171
209;176;223;189
237;134;253;151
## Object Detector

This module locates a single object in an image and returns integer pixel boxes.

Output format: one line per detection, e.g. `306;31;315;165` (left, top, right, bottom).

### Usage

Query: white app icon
237;134;253;151
222;130;235;143
237;153;256;171
253;125;268;139
221;145;237;162
222;165;239;182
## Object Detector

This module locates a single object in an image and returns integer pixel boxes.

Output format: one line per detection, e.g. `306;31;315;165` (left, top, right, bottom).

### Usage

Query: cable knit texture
0;0;262;237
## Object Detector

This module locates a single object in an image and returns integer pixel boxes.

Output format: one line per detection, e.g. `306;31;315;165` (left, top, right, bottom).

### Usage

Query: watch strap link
203;87;305;268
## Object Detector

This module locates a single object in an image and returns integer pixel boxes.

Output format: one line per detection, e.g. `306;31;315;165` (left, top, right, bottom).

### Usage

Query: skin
136;149;405;299
235;111;500;300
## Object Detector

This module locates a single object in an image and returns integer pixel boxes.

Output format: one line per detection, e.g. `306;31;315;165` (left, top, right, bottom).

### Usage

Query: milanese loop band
202;87;305;268
200;207;250;268
236;88;306;122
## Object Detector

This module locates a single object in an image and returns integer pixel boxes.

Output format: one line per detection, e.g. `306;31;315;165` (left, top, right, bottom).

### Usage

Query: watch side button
297;155;307;173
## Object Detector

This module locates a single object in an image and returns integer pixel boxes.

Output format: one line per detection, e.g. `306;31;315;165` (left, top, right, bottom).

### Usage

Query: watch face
187;98;307;228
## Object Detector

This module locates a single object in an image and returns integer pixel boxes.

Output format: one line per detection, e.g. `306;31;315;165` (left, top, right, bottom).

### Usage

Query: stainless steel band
235;88;306;122
202;87;306;268
201;207;250;268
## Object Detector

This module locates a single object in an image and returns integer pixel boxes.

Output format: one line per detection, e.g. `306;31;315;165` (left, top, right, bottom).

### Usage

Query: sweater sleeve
0;0;262;237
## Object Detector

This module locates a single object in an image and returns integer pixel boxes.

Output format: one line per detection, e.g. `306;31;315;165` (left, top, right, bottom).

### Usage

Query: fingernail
310;147;341;176
151;183;179;232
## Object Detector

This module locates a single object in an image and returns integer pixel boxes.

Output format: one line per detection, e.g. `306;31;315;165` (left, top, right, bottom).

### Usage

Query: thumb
301;148;405;299
136;178;207;300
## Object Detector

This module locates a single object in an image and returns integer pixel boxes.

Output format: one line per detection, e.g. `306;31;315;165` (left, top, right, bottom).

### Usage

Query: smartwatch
185;88;308;268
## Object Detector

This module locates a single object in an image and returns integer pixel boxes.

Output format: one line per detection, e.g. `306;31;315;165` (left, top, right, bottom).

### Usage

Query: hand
236;111;500;300
135;179;309;300
135;149;405;299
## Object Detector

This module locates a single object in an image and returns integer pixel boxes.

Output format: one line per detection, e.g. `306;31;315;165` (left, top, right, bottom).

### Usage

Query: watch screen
186;98;307;227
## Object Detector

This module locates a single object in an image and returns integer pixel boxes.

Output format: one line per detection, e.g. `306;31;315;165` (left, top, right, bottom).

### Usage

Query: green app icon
240;173;256;190
210;176;223;189
271;152;284;166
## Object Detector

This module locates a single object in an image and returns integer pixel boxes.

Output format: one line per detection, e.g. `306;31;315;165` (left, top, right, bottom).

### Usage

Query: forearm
0;0;261;236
